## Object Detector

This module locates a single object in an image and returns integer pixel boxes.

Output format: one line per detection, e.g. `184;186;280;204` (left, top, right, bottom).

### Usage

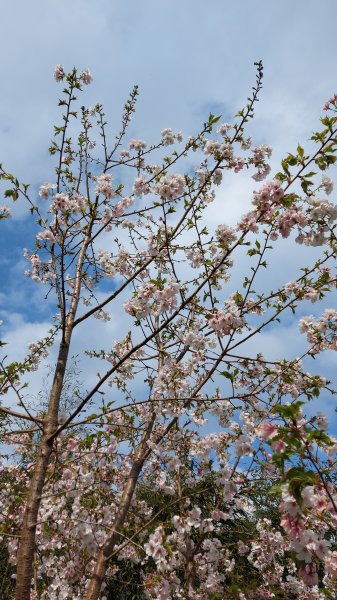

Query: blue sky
1;0;337;428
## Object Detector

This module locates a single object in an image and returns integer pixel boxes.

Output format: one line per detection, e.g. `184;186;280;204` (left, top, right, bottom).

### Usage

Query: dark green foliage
0;539;15;599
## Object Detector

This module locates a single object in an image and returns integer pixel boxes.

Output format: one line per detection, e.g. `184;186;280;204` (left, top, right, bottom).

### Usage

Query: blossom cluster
38;182;57;199
133;176;151;196
129;139;147;152
53;64;92;85
208;300;245;336
50;191;87;214
96;173;115;198
155;173;186;200
323;93;337;111
123;280;181;318
161;128;183;145
215;223;237;245
299;309;337;353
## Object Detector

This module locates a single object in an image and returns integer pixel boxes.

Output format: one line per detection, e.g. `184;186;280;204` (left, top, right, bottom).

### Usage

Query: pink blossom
133;176;151;196
216;224;237;245
280;512;304;538
208;303;244;337
325;550;337;577
213;169;223;185
144;528;167;564
204;139;221;155
156;173;185;200
96;173;114;198
271;439;287;454
186;506;202;529
81;68;93;85
51;193;72;213
316;412;329;430
299;563;318;586
256;422;278;441
0;205;11;218
237;210;259;233
129;139;146;151
54;64;65;82
322;175;334;195
234;157;245;172
161;128;183;145
39;183;57;199
217;122;232;135
37;230;55;243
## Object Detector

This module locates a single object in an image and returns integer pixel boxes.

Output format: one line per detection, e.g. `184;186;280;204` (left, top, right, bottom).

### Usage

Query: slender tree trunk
14;442;53;600
15;220;92;599
86;403;158;600
85;457;145;600
15;341;70;600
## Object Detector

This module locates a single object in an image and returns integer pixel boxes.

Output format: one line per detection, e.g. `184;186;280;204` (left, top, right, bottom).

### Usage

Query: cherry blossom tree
1;62;337;599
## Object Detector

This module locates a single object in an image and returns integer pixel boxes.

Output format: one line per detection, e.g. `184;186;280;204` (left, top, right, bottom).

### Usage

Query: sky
1;0;337;429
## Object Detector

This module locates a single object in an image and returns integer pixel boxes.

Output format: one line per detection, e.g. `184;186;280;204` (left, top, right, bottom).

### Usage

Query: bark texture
85;411;157;600
15;341;70;600
15;218;92;599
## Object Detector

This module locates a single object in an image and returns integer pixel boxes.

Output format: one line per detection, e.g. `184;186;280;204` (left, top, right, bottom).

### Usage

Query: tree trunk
15;202;94;599
15;341;70;600
85;457;144;600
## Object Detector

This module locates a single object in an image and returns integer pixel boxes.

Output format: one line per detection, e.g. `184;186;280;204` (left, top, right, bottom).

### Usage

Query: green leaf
271;401;304;419
287;154;298;166
297;144;304;158
286;467;316;502
308;429;334;446
208;113;221;125
281;159;290;176
220;371;233;380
